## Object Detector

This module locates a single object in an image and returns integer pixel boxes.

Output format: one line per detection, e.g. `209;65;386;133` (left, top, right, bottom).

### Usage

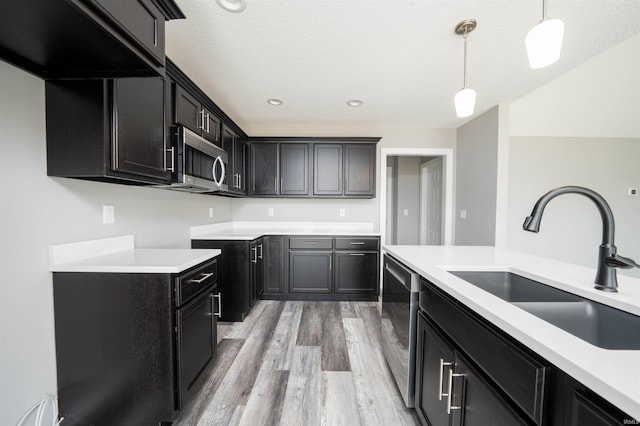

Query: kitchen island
382;245;640;422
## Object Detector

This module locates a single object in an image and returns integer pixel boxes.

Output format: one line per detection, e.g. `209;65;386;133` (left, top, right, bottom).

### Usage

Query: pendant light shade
526;0;564;69
455;88;476;118
454;19;477;118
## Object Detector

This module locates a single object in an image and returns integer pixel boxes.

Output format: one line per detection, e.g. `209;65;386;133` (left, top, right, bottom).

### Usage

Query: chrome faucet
523;186;638;292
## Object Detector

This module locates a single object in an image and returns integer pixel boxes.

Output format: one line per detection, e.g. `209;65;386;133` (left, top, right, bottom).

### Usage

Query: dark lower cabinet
263;236;285;294
192;240;253;322
251;238;264;302
334;252;378;294
52;258;218;425
413;269;636;426
289;251;333;293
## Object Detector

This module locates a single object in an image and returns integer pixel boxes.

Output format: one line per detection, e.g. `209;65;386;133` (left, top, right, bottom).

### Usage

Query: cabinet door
334;252;378;294
415;312;455;426
174;84;201;135
112;77;169;181
313;143;343;195
344;144;375;197
202;107;221;145
569;389;630;426
91;0;165;64
264;237;284;293
289;251;332;293
232;138;247;194
250;143;279;195
280;143;309;195
175;291;216;410
450;352;529;426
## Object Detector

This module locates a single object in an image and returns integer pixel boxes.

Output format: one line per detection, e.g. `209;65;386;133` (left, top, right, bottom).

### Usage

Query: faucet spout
522;186;637;292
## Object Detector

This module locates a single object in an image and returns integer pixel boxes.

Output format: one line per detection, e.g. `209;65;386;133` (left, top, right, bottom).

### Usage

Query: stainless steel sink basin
450;271;640;350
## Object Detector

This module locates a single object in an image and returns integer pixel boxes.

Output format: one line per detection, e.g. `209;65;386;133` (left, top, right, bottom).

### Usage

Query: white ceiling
166;0;640;134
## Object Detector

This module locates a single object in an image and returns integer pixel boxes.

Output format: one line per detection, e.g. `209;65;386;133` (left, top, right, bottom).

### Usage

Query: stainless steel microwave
156;126;228;193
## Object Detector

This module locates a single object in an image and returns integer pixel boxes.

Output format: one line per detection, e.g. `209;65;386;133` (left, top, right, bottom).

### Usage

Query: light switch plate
268;207;274;217
460;209;467;219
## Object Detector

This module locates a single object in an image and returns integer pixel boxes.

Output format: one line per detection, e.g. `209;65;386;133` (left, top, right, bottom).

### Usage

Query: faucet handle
606;254;640;269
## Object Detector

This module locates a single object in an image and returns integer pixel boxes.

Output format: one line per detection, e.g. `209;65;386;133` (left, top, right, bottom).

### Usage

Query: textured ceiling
166;0;640;134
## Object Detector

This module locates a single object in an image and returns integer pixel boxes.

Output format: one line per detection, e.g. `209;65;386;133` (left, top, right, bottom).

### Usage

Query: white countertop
50;235;221;273
382;245;640;421
191;221;380;240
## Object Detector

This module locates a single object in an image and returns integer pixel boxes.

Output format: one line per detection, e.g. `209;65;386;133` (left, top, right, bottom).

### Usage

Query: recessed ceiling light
267;98;283;106
215;0;247;13
346;99;363;107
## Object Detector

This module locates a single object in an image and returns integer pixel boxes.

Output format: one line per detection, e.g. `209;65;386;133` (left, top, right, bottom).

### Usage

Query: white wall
454;106;501;245
394;156;421;244
0;61;234;424
506;34;640;278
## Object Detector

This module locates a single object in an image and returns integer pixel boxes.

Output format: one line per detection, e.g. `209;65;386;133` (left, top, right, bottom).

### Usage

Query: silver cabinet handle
166;147;175;172
303;241;318;245
350;242;365;245
274;177;278;192
252;246;257;263
214;293;222;318
446;368;465;414
439;358;453;400
258;244;263;260
350;253;365;256
329;255;332;271
188;272;213;284
205;112;210;134
199;109;206;131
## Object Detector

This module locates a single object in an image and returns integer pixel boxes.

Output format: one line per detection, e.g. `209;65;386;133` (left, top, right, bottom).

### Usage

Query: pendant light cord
462;30;469;89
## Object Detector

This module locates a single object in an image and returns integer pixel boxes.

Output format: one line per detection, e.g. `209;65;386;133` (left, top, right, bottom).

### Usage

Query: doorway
380;148;453;247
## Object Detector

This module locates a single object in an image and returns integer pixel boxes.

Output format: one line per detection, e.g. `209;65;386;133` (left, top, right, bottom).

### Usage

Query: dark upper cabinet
0;0;184;78
280;144;309;196
313;144;343;196
313;142;376;197
250;143;279;196
174;84;221;146
344;144;376;197
46;77;171;184
222;125;247;195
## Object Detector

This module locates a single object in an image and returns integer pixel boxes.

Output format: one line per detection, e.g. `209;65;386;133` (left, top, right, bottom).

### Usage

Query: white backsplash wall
0;60;233;424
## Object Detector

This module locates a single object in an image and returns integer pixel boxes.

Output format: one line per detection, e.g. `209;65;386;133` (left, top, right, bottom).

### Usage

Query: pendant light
454;19;477;118
525;0;564;68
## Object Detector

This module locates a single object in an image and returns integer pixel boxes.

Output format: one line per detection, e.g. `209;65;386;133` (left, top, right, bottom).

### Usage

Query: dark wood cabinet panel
344;144;376;197
264;236;285;294
250;238;263;304
174;84;221;146
223;126;247;195
250;143;279;195
46;78;170;185
313;143;343;195
289;251;332;293
280;143;309;195
334;252;378;294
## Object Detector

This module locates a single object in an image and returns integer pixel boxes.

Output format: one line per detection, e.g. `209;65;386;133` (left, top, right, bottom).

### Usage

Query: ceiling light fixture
346;100;363;107
454;18;477;118
215;0;247;13
266;98;283;106
525;0;564;69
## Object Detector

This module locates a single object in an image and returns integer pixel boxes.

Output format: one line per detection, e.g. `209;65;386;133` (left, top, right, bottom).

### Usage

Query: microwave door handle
212;156;225;186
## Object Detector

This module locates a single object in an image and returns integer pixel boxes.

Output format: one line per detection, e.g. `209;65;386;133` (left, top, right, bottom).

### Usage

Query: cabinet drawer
421;279;549;425
175;258;217;306
335;237;379;251
289;237;333;250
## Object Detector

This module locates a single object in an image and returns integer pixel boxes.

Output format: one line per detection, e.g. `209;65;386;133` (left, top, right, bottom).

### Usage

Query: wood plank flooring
174;300;419;426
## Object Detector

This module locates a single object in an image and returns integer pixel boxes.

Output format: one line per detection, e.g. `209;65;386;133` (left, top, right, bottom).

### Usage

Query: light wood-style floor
174;300;419;426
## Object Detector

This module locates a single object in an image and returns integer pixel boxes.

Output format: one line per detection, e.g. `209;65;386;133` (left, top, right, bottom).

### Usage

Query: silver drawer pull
189;272;213;284
350;253;365;256
446;368;465;414
439;358;453;400
303;241;318;244
166;147;175;172
349;242;365;245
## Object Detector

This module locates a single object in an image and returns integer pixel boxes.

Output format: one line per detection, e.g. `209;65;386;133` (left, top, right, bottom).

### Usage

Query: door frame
380;148;454;247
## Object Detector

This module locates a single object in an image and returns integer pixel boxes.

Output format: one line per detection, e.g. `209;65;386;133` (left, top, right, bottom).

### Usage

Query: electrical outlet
460;209;467;219
103;205;115;224
403;209;409;217
268;207;274;217
339;208;346;217
209;207;214;218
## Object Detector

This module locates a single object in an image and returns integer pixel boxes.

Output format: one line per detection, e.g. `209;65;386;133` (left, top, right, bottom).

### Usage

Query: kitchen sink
450;271;640;350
